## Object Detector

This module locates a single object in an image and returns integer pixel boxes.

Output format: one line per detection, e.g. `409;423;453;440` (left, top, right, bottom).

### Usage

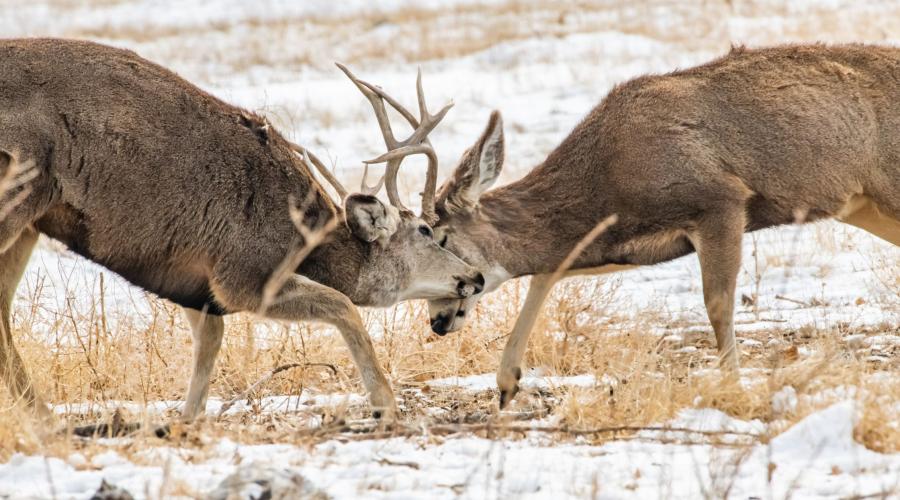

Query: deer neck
296;223;368;302
476;163;614;278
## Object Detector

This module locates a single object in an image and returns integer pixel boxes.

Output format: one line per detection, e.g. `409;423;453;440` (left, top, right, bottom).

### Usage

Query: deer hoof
497;366;522;409
369;390;398;422
498;385;519;409
372;404;399;423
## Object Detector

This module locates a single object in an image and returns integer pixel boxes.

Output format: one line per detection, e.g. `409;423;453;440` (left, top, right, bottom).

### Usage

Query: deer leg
497;273;556;408
689;210;745;372
180;307;224;421
213;275;396;420
0;227;48;418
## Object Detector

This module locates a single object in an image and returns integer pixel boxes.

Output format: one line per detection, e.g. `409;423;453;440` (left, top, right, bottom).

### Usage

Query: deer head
296;65;487;308
426;111;508;334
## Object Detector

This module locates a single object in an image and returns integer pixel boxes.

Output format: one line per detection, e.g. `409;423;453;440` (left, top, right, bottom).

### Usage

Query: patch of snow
4;401;900;499
426;373;601;393
771;386;799;416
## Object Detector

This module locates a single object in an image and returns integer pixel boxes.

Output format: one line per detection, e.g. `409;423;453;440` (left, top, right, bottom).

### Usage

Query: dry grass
27;0;900;83
1;239;897;463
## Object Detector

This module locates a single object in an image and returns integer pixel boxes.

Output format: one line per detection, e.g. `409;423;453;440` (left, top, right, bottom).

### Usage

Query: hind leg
0;227;46;417
0;149;53;417
839;196;900;246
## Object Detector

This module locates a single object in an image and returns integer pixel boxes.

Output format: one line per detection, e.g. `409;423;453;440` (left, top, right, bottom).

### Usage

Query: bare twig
775;295;810;307
297;419;761;444
288;142;349;202
377;456;421;469
549;214;619;284
258;191;339;315
0;158;38;221
216;362;338;419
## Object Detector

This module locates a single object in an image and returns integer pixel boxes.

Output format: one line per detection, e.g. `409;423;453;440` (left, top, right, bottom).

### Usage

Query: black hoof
499;385;519;409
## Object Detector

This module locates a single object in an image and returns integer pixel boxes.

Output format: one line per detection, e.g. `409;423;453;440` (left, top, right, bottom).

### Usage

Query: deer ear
438;111;504;214
344;193;400;244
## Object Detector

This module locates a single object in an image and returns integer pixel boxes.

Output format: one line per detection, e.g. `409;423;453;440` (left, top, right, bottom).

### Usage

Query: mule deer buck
0;38;484;422
421;44;900;407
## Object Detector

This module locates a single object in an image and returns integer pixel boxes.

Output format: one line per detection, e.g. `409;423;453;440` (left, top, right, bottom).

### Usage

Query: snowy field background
1;0;900;499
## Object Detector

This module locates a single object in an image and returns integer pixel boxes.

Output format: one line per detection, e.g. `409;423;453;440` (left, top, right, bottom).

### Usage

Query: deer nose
431;314;450;336
455;273;484;297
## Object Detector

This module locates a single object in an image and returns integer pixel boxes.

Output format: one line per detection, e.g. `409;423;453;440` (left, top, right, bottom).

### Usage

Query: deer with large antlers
0;38;483;422
423;44;900;407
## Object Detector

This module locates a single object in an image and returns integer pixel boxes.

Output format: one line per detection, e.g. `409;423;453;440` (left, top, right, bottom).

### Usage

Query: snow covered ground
3;392;900;499
1;0;899;498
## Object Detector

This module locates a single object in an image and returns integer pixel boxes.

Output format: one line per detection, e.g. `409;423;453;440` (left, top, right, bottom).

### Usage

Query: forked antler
359;163;384;196
336;63;452;224
287;142;349;201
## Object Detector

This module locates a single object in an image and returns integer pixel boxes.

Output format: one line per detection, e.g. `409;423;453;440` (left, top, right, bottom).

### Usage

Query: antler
359;163;384;196
287;141;349;201
336;63;452;225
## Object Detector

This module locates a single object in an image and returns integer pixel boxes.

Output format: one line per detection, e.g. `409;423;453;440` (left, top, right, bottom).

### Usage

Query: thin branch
0;158;38;221
296;419;762;444
258;191;339;315
215;362;338;420
548;214;619;285
775;294;810;307
287;142;349;202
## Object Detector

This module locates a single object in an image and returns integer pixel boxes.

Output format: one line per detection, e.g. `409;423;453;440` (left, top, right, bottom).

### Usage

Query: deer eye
418;225;433;238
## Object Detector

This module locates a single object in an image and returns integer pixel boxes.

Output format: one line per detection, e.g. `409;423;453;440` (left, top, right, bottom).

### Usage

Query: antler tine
360;73;450;224
289;142;349;201
417;68;428;123
335;63;399;150
337;62;412;212
361;73;450;224
359;163;385;196
359;80;419;129
339;62;451;223
366;144;439;225
359;77;454;146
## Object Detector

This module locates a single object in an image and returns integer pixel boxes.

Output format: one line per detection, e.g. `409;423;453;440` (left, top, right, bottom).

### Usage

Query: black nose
431;314;449;336
456;273;485;297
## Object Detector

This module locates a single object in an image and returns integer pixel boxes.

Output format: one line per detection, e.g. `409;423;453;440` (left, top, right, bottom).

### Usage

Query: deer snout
431;313;450;336
455;272;485;298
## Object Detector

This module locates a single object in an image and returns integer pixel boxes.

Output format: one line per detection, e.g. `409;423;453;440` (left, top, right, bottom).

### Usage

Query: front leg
497;274;556;408
256;276;397;419
181;307;225;421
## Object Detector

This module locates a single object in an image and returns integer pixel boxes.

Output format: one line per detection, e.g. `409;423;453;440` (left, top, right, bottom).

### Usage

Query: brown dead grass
35;0;900;83
1;244;898;462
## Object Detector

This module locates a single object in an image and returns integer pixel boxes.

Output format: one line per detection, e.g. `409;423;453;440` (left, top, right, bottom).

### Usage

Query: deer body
427;44;900;406
0;38;482;420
